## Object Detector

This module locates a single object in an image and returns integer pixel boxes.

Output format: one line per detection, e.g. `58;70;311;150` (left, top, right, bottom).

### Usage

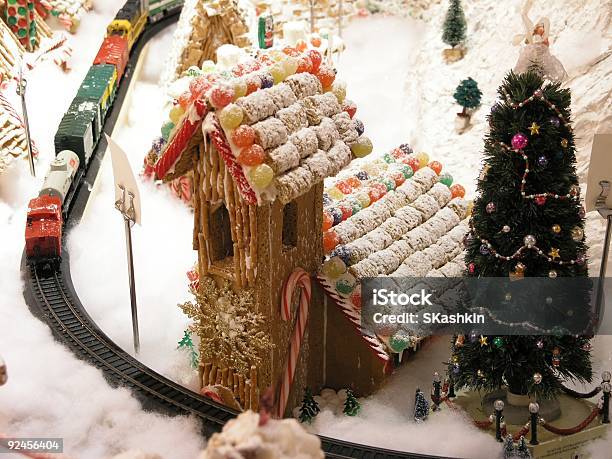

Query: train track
20;8;448;459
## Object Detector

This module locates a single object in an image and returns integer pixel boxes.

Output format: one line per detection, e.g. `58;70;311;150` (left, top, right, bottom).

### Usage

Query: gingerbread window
282;200;298;251
209;204;234;263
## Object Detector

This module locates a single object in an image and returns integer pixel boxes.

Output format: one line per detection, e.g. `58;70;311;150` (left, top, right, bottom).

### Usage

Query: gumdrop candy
339;204;353;221
169;105;185;124
259;73;274;89
391;171;406;187
353;119;365;136
323;230;340;253
450;184;466;198
368;184;386;203
282;57;299;76
248;163;274;188
232;79;247;99
336;275;356;295
323;210;334;231
316;65;336;88
391;147;406;160
439;173;453;187
189;77;211;99
343;100;357;119
331;246;351;265
161;121;175;141
322;257;346;279
355;171;369;181
219;104;244;130
400;165;414;179
327;186;345;201
345;177;361;189
404;156;420;172
323;193;332;206
210;85;235;109
362;162;380;177
297;55;313;73
269;65;285;84
428;161;443;175
201;60;216;73
329;207;343;226
335;180;353;195
283;46;300;57
186;66;203;77
245;75;261;95
383;153;395;164
178;91;192;109
238;144;265;166
416;152;429;168
307;49;322;73
350;289;362;308
231;125;256;148
399;144;413;155
355;192;371;209
350;136;373;158
347;197;363;214
331;81;347;103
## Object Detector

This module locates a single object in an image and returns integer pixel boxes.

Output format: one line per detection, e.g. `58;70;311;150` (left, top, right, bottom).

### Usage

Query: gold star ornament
529;122;541;135
549;247;560;261
479;335;489;347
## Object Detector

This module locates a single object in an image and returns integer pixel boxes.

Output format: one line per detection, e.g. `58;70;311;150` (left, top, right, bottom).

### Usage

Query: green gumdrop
439;173;453;186
383;153;395;164
161;121;175;141
401;165;414;179
349;198;363;214
336;277;355;295
381;177;395;191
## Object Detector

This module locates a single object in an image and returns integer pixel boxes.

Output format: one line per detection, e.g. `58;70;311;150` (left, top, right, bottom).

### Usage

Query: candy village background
0;0;611;457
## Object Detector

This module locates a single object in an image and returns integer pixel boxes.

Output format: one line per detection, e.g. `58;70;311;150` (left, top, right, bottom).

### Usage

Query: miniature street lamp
494;399;504;442
529;402;540;445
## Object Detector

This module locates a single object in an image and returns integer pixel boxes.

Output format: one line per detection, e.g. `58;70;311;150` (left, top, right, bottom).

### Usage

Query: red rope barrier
540;406;600;435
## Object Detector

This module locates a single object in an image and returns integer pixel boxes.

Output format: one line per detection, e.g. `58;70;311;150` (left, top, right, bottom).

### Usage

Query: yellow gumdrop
219;104;244;130
201;60;216;73
362;162;380;177
169;105;185;124
249;164;274;189
232;79;247;99
270;50;286;62
416;152;430;168
322;257;347;279
270;65;285;84
332;81;347;103
351;136;373;158
356;192;371;208
327;186;345;201
282;57;298;76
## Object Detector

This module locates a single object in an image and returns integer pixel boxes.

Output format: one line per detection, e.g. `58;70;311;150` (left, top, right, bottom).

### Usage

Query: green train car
149;0;184;22
54;98;99;165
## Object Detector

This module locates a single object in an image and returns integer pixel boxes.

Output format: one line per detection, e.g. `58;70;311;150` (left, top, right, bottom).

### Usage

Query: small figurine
512;0;567;82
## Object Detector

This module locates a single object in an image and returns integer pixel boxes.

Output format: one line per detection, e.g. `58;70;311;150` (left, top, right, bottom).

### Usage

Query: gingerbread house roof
152;48;371;205
316;147;470;362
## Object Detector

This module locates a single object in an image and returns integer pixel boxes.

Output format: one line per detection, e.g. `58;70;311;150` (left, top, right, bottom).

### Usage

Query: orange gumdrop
428;161;443;175
450;184;466;198
178;91;192;108
322;210;334;231
231;125;256;148
237;144;265;166
323;230;340;253
316;65;336;88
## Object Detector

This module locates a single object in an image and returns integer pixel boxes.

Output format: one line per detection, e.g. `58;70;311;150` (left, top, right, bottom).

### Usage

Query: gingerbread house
151;47;376;415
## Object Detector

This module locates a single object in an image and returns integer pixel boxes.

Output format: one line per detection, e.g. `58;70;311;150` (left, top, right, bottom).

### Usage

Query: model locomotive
26;0;184;261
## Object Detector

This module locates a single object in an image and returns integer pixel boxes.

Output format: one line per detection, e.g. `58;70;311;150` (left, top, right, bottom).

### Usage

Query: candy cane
277;268;311;417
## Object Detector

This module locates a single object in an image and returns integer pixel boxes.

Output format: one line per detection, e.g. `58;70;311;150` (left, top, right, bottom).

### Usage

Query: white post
16;64;35;177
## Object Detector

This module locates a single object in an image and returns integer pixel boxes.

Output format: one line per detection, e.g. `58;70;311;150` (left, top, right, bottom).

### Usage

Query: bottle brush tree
343;388;361;416
442;0;467;48
298;387;320;423
449;71;592;399
454;77;482;115
413;388;429;422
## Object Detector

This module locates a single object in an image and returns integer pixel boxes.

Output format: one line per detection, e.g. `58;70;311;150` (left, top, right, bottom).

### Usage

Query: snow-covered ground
0;0;611;458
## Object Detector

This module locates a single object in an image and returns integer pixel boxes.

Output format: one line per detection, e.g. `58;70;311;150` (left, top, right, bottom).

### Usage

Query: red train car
94;36;129;81
25;195;63;259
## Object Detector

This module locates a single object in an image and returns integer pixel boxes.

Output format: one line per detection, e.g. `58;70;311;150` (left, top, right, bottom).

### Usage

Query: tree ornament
552;357;560;367
570;185;580;197
551;224;561;233
571;227;584;241
524;235;536;248
452;363;460;374
511;132;529;150
533;373;543;384
502;225;511;233
452;354;460;363
504;292;512;301
548;248;560;261
477;369;485;378
455;334;465;347
479;335;489;347
561;138;569;148
582;342;593;351
549;270;558;278
535;196;547;206
486;202;496;213
528;122;541;135
480;244;490;255
469;330;480;343
549;116;560;127
493;337;504;348
577;253;586;265
537;156;548;167
579;206;586;218
468;262;476;274
536;340;544;349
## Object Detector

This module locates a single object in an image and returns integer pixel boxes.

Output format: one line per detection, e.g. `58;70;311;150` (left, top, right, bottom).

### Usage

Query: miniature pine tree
502;435;516;458
454;78;482;115
442;0;466;48
298;387;320;423
413;388;429;422
516;437;532;459
450;71;592;399
343;388;361;416
177;330;199;369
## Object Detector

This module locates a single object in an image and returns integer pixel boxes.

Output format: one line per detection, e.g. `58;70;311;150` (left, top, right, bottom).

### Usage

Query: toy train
26;0;184;261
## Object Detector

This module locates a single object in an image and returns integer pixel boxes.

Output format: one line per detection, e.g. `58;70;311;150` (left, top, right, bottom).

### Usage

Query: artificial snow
0;0;611;457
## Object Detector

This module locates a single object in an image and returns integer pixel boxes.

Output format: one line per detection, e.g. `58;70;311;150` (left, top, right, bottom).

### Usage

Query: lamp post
529;402;540;445
494;399;504;442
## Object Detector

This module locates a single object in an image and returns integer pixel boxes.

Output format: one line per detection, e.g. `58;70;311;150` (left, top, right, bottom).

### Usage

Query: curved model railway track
21;8;448;459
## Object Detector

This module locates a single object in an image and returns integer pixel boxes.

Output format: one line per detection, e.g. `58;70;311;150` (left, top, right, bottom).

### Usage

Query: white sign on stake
107;134;142;225
585;134;612;213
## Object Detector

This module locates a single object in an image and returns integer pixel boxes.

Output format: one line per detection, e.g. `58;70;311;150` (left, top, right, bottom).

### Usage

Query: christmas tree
442;0;466;48
450;71;592;399
298;387;320;423
502;435;516;458
343;388;361;416
516;436;532;458
454;78;482;115
413;388;429;422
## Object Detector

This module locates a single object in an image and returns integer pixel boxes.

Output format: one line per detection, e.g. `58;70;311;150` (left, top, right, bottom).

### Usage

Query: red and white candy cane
277;268;311;417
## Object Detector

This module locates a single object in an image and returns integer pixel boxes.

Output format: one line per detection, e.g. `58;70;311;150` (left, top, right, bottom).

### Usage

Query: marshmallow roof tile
317;150;470;362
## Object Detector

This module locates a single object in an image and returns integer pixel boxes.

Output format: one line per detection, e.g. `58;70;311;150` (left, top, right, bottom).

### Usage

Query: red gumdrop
237;144;265;166
307;50;322;73
178;91;192;108
343;100;357;119
403;157;420;172
246;76;260;95
231;125;256;148
335;181;353;194
391;171;406;187
316;65;336;88
283;46;300;57
391;148;406;159
323;230;340;253
210;85;235;109
350;290;362;308
322;210;334;231
339;204;353;221
450;184;466;198
297;56;313;73
368;184;386;203
345;177;361;189
258;54;273;66
429;161;443;175
189;77;211;99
